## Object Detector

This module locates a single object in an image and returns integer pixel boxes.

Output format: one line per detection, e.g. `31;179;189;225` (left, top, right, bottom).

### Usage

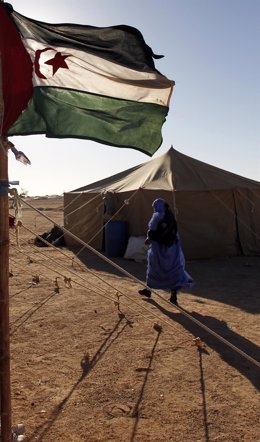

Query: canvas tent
64;147;260;259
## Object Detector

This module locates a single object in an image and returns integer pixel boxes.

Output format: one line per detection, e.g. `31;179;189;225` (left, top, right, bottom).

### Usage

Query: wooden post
0;4;12;438
0;140;11;442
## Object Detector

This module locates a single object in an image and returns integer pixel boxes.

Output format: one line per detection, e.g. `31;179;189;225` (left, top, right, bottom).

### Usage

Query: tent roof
70;147;260;193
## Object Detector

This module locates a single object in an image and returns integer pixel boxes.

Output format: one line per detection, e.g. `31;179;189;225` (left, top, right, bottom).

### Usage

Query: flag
2;4;174;155
0;4;33;135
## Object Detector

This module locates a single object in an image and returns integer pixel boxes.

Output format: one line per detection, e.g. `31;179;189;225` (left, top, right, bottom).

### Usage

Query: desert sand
6;196;260;441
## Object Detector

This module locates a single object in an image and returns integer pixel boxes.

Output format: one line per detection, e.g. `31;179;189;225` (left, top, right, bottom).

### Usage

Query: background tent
63;147;260;259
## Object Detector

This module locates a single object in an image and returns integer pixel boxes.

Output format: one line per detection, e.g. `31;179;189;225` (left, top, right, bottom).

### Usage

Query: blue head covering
148;198;166;230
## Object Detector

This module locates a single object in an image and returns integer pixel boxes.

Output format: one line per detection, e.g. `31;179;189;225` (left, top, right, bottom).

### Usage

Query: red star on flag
45;52;70;75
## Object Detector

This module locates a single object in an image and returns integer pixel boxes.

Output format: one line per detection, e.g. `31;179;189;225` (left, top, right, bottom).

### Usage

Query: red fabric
0;4;33;135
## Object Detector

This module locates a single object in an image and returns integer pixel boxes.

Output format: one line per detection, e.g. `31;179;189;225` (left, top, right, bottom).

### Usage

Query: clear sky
7;0;260;196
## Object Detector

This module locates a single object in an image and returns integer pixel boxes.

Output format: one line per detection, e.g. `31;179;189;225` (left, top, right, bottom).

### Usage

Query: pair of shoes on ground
138;288;151;298
138;288;179;305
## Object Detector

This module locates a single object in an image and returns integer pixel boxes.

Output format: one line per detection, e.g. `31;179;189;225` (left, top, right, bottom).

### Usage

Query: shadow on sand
73;247;260;314
27;313;133;441
145;298;260;391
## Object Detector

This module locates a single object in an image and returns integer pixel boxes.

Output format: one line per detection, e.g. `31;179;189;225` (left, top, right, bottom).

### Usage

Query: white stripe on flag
24;39;173;106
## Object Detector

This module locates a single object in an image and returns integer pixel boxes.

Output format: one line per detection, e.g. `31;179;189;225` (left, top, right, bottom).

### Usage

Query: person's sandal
170;289;178;305
138;288;151;298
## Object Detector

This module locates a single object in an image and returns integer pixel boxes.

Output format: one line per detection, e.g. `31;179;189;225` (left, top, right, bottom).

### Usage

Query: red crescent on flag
34;48;53;79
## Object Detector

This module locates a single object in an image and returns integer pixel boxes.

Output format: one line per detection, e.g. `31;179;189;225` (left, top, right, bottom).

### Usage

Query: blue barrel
105;221;128;257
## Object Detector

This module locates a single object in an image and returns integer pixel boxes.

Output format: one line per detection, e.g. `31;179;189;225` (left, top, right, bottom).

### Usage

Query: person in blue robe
138;198;193;304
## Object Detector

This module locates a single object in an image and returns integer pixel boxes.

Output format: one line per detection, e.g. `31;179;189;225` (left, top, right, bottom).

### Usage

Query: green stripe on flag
8;87;168;155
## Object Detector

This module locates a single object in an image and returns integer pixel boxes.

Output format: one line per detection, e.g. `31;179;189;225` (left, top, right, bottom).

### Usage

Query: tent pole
0;7;12;439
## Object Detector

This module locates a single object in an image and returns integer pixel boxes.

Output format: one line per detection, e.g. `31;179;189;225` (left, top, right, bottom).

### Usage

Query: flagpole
0;1;12;440
0;141;11;442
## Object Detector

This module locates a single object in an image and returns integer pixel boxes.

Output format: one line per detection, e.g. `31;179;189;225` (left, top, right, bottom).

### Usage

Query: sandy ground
6;196;260;441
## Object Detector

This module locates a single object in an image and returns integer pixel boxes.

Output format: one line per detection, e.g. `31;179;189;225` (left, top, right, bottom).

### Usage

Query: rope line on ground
19;197;260;369
11;226;188;337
